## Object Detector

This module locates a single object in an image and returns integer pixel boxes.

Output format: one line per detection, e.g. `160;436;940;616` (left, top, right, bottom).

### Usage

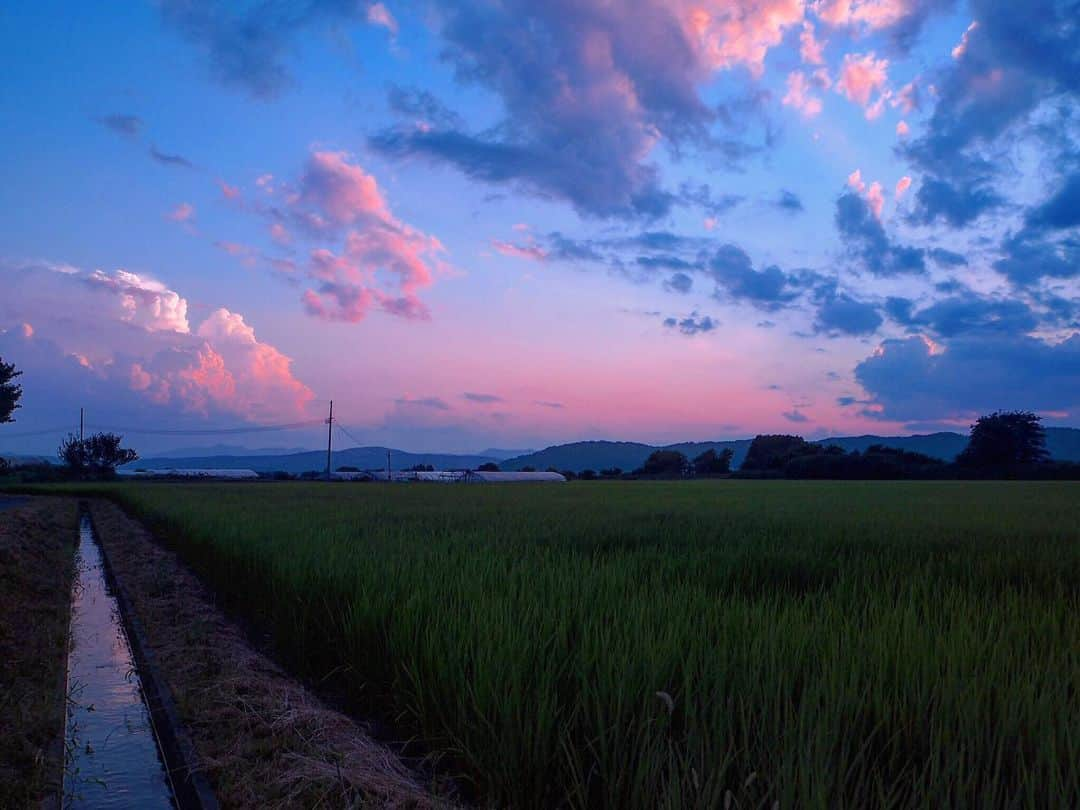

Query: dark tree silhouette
0;357;22;424
693;448;734;476
741;434;816;471
58;432;138;477
640;450;689;477
958;411;1049;467
477;462;500;472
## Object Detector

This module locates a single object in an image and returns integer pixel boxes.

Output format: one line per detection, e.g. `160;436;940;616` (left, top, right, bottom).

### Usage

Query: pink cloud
866;181;884;218
799;21;825;64
895;175;912;198
682;0;806;76
167;202;195;222
891;80;919;113
290;151;446;323
217;179;241;200
813;0;913;30
896;119;910;137
256;174;275;193
367;2;398;35
782;71;823;117
214;240;257;267
492;239;548;261
847;168;866;193
837;52;889;107
269;222;291;245
952;21;977;59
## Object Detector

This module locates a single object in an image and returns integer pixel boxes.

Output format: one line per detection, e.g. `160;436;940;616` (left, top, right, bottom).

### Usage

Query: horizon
2;1;1078;456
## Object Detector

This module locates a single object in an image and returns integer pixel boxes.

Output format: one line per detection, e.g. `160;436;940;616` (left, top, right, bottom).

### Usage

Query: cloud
492;240;548;261
98;113;142;137
1026;173;1080;231
167;202;195;223
854;333;1080;422
0;260;315;429
993;231;1079;286
907;177;1002;228
386;85;465;130
835;192;925;276
677;183;744;217
288;151;446;322
776;190;805;212
218;179;241;200
896;120;909;137
783;71;823;118
366;2;397;35
886;291;1040;337
895;176;912;199
149;146;194;169
663;312;718;335
159;0;391;98
836;52;888;109
799;22;825;64
815;293;883;335
664;272;694;293
464;392;503;404
370;0;789;219
395;395;451;411
535;400;565;409
782;408;809;422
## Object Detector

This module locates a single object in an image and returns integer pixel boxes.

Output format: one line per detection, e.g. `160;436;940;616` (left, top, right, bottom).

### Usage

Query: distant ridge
118;428;1080;475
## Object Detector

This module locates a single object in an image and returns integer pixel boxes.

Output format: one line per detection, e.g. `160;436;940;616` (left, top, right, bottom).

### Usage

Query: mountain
502;428;1080;473
478;447;536;460
151;444;315;458
125;446;498;474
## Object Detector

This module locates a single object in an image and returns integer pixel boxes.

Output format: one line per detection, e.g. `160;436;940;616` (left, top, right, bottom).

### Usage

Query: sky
1;0;1078;455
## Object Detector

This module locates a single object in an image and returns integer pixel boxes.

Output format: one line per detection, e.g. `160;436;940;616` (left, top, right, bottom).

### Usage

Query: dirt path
0;497;76;808
88;500;450;810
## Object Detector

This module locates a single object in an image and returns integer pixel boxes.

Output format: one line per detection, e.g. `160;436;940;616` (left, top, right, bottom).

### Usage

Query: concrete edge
79;500;219;810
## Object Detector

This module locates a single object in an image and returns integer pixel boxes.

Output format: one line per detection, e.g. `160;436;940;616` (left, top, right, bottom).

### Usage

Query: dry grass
89;500;449;810
0;497;76;808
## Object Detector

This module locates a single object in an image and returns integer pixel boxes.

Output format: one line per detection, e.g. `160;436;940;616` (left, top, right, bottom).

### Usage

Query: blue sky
1;0;1077;455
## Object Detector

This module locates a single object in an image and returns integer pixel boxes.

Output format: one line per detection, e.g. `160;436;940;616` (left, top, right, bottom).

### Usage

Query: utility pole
325;400;333;480
386;449;391;482
79;407;84;442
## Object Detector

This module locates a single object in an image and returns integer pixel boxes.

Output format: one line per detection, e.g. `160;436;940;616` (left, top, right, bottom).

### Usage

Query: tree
478;462;500;472
958;411;1048;467
741;435;817;471
58;432;138;477
0;357;22;424
693;448;733;476
640;450;689;477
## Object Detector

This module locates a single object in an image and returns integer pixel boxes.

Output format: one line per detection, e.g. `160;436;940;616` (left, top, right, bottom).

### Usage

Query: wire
0;425;77;439
335;424;367;447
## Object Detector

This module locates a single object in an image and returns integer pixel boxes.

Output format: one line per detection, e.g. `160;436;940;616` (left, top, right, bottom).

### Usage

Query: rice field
68;481;1080;808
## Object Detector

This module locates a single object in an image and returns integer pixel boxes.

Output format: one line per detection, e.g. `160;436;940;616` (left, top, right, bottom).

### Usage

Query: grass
0;498;76;808
31;480;1080;808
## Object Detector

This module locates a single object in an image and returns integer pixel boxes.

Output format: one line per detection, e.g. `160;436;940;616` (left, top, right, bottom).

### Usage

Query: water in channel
63;513;175;809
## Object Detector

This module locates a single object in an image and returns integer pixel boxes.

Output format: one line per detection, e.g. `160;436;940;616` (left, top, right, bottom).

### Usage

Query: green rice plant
46;480;1080;808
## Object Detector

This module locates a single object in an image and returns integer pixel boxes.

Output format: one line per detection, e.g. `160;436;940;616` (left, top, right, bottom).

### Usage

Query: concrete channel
61;505;217;809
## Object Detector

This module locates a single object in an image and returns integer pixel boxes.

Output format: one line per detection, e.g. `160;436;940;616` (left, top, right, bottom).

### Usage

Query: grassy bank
0;498;76;807
32;481;1080;808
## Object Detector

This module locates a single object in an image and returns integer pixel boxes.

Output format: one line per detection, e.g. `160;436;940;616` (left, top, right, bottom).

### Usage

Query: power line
0;425;78;439
82;419;326;436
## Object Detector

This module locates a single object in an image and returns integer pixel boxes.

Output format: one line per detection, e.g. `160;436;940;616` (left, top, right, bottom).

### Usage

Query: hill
125;446;497;474
502;428;1080;473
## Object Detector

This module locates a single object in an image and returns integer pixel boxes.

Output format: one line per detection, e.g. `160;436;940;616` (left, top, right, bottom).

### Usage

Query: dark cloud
160;0;390;99
663;313;717;336
907;177;1002;228
835;192;925;276
535;400;564;409
707;244;810;310
814;293;883;336
149;146;194;169
854;333;1080;422
993;231;1079;285
1026;173;1080;231
888;292;1040;337
463;392;503;404
928;248;968;267
782;409;809;423
97;114;142;137
775;189;804;213
394;396;451;411
386;85;466;130
663;272;693;294
677;182;744;217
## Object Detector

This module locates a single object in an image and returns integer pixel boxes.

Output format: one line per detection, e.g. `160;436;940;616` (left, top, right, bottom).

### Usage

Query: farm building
331;470;566;483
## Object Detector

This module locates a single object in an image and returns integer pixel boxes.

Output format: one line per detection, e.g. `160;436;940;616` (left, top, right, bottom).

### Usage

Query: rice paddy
63;480;1080;808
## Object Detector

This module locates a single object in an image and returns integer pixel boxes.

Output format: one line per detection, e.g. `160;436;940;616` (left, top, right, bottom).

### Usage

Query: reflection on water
64;514;175;809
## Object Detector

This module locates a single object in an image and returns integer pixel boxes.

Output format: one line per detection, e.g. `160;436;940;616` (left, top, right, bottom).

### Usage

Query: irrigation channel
62;509;184;809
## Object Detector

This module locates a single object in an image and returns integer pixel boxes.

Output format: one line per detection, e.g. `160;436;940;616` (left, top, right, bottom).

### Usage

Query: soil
0;497;76;808
87;499;450;810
